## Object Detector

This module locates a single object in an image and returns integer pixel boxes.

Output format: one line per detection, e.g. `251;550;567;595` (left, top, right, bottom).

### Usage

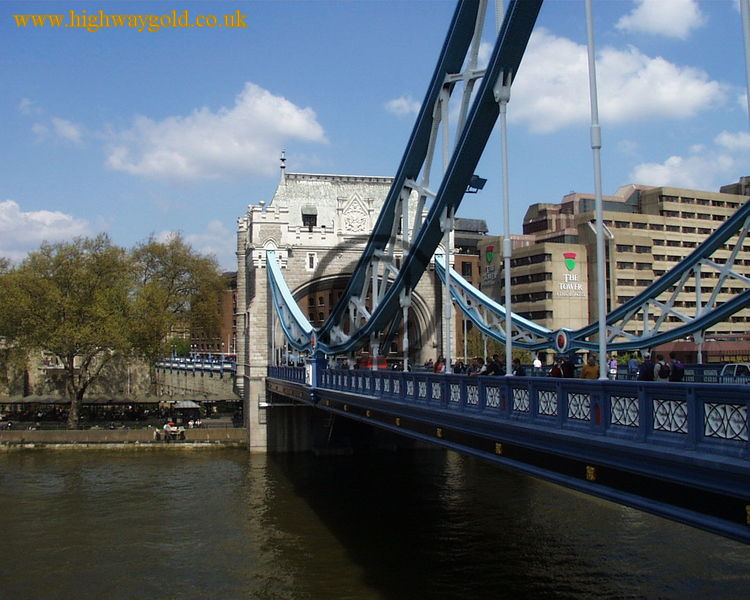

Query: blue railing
274;368;749;458
156;357;236;374
268;365;306;383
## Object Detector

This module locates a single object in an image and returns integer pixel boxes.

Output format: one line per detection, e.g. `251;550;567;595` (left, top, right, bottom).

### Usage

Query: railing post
307;353;326;390
686;385;701;450
639;384;651;443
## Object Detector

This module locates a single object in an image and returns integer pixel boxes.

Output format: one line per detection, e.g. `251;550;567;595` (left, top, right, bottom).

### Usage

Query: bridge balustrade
292;369;749;459
156;357;236;375
268;365;306;384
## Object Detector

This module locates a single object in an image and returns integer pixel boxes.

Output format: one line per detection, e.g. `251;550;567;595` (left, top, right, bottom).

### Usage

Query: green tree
463;325;531;364
130;234;224;387
0;235;132;428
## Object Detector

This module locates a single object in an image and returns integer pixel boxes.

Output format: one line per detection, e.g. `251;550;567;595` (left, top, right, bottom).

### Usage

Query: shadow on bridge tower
236;171;441;452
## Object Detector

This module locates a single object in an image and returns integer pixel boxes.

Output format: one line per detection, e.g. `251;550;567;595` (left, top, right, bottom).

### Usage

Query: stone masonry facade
236;172;444;451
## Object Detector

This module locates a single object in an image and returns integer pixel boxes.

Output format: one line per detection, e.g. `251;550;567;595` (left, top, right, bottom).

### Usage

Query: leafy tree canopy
0;233;226;427
130;233;224;364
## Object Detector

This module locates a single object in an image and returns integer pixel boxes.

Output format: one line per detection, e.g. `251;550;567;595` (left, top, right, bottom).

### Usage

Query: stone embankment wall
0;427;246;447
155;366;240;400
0;350;152;398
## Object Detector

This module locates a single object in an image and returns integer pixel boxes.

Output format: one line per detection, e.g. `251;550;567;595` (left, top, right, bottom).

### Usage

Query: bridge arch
290;273;433;365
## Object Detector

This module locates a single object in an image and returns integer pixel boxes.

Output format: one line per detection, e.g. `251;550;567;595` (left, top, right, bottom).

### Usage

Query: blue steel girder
313;0;544;355
267;250;317;353
570;199;750;351
434;199;750;354
434;257;554;350
315;0;484;352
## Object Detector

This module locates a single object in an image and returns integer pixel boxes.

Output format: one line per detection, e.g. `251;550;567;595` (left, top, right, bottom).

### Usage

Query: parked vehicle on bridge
719;363;750;383
356;357;388;370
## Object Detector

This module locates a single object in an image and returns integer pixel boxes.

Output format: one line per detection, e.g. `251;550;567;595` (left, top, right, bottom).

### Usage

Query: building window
635;245;650;253
461;262;473;277
302;213;317;231
306;253;317;271
616;244;633;252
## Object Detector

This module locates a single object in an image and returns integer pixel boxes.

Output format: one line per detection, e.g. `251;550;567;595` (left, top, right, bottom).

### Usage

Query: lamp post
585;0;608;379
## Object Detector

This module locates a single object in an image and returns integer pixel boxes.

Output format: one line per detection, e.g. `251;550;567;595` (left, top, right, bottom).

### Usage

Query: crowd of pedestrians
415;350;686;381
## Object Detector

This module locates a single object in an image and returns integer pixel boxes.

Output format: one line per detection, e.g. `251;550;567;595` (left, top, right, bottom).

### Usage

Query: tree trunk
66;390;79;429
149;364;158;395
65;359;80;429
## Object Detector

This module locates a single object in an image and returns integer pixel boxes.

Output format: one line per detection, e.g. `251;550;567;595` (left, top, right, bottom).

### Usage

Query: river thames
1;448;748;599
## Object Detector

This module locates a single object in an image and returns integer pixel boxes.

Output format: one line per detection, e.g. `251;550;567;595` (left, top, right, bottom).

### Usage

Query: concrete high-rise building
479;179;750;361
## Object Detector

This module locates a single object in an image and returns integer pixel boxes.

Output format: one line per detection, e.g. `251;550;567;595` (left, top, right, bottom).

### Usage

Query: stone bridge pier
236;171;442;452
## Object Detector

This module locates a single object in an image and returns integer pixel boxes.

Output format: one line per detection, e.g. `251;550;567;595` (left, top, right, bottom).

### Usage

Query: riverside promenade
0;426;246;449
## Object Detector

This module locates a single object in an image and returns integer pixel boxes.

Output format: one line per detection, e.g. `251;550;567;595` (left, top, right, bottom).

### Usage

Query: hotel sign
556;251;587;298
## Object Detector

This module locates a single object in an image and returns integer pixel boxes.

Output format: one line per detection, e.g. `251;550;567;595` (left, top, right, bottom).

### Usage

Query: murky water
0;448;748;599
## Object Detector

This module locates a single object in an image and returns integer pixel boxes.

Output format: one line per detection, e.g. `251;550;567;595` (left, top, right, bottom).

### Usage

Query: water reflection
0;449;748;599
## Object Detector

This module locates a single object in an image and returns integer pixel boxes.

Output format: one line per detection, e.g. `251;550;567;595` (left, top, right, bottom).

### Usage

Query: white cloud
510;29;725;133
629;130;749;189
154;221;235;270
616;0;705;40
739;92;748;113
477;40;493;69
51;117;83;144
715;130;750;151
185;220;235;270
31;117;84;144
107;82;327;181
18;98;42;116
31;123;49;138
384;94;421;117
0;200;91;262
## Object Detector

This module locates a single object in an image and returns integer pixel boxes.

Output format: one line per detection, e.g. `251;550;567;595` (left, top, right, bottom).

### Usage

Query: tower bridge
236;171;445;450
234;0;750;543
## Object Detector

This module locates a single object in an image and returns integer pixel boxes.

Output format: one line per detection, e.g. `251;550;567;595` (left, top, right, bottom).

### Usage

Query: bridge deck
268;367;750;544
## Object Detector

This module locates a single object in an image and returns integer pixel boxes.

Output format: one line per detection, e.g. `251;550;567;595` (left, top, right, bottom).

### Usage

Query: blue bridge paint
267;366;750;544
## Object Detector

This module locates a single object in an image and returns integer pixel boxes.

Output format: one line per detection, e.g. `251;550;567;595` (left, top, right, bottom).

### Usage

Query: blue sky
2;0;749;269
